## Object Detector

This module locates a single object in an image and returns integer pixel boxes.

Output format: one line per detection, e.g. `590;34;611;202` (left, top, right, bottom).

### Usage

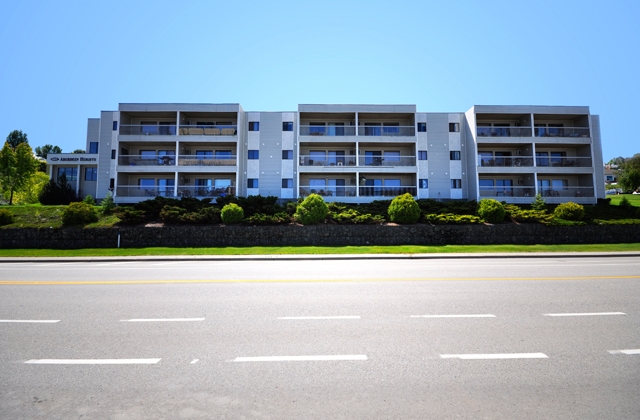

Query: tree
0;142;39;205
38;174;77;205
35;144;62;159
607;156;626;167
6;130;29;149
10;172;49;204
618;153;640;192
73;149;85;154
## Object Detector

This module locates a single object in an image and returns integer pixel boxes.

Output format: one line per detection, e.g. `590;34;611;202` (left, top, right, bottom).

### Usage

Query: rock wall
1;224;639;249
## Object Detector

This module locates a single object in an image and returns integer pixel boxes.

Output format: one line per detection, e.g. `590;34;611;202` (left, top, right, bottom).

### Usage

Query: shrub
620;196;633;209
388;193;421;224
221;203;244;224
114;207;147;225
294;193;328;225
246;212;290;225
0;208;14;226
82;195;96;206
424;213;483;224
477;199;506;223
100;191;115;215
39;174;77;205
553;202;585;221
159;206;187;224
531;193;546;211
62;202;98;226
417;199;477;215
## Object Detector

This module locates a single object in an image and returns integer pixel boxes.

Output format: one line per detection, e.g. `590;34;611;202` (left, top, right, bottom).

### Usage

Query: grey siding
591;115;605;198
96;112;114;199
258;113;285;196
426;114;451;199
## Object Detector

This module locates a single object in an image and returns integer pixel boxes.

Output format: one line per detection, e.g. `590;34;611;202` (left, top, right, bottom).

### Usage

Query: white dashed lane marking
25;359;161;364
120;318;205;322
277;316;361;320
543;312;626;317
608;349;640;355
440;353;548;360
410;314;496;318
233;355;368;362
0;320;60;323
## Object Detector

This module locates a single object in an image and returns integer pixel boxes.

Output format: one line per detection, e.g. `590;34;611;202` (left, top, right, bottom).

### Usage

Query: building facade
46;103;605;204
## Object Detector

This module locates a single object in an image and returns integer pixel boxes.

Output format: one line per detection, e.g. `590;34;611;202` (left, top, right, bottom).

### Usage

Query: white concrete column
76;165;81;196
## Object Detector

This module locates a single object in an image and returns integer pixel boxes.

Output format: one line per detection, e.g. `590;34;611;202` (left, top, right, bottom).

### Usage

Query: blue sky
1;0;638;160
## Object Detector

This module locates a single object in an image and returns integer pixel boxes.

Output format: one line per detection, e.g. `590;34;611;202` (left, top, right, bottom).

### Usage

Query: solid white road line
608;349;640;355
190;359;199;364
410;314;496;318
234;355;368;362
120;318;205;322
25;359;161;364
277;316;361;320
440;353;548;360
543;312;626;317
0;320;60;323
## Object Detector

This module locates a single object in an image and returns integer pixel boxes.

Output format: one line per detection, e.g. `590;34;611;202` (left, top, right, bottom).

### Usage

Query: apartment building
46;103;605;205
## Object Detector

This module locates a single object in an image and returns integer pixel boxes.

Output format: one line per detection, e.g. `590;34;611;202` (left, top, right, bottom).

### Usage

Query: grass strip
1;243;640;257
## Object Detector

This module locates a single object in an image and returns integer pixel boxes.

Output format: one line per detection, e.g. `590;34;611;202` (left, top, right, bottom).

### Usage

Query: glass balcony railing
534;156;593;167
359;185;417;197
118;155;176;166
176;186;235;198
478;186;594;198
357;126;415;136
299;155;415;167
299;126;356;136
178;125;237;136
478;156;534;167
115;185;235;198
298;185;416;197
177;155;237;166
299;185;357;197
476;127;532;137
534;127;590;138
119;125;176;135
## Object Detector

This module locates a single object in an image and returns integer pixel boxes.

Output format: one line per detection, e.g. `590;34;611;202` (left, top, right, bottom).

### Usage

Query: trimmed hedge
221;203;244;224
62;202;98;226
294;194;328;225
554;202;585;221
477;199;506;224
0;209;14;226
388;193;421;224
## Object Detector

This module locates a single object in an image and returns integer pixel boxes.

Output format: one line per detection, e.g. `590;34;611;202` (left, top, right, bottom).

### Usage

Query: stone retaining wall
1;224;639;249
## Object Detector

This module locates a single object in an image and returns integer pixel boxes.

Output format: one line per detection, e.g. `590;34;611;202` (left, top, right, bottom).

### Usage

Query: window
479;179;494;193
158;150;175;165
109;178;115;190
451;179;462;189
327;122;344;136
282;150;293;160
419;179;429;189
282;122;293;132
215;150;232;159
418;151;428;160
85;167;97;181
140;150;156;159
536;152;549;167
417;123;426;132
196;150;213;159
382;122;400;135
139;178;155;195
248;122;259;131
365;151;382;166
89;142;99;153
248;150;259;159
282;178;293;188
111;149;116;159
384;151;401;163
328;150;345;165
158;179;175;197
247;179;259;188
450;151;461;160
57;167;78;181
364;122;381;136
112;121;118;131
309;150;326;165
309;122;325;135
449;123;460;133
195;179;212;196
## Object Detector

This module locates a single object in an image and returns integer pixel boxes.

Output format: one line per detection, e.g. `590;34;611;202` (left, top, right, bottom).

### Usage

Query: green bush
82;195;96;206
477;199;506;223
531;193;546;211
100;191;116;215
0;209;14;226
424;213;483;224
327;203;385;224
553;202;585;221
221;203;244;224
388;193;421;224
246;212;290;225
159;206;187;224
294;193;328;225
114;208;147;225
620;196;633;209
417;199;477;215
62;202;99;226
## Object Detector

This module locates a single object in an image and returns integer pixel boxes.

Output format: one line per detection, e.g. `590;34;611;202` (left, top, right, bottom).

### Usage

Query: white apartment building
46;103;605;205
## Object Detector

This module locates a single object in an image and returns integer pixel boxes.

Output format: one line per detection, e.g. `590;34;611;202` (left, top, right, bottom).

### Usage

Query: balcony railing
478;156;534;167
118;155;176;166
534;127;590;138
477;127;532;137
119;125;177;136
116;185;235;198
177;155;237;166
479;186;594;198
299;155;415;167
299;126;356;136
298;185;417;197
534;156;593;167
178;125;237;136
357;126;415;136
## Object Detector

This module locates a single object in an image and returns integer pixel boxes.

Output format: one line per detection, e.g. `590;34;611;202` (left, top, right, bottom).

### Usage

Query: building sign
47;154;98;164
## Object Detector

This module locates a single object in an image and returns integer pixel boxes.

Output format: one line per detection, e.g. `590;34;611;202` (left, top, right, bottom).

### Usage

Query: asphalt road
1;256;639;419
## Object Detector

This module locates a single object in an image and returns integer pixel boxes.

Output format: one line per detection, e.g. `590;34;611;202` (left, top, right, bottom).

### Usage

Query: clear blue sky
1;0;638;161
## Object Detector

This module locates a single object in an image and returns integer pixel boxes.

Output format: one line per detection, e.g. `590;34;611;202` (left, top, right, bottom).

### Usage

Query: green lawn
1;243;639;258
608;194;640;207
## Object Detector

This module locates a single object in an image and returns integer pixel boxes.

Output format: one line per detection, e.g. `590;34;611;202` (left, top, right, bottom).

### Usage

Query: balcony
177;155;237;167
534;126;590;138
534;156;593;168
120;124;176;136
119;155;176;166
299;155;415;167
478;156;534;167
116;185;235;198
299;125;356;136
299;185;357;198
178;125;237;136
477;127;532;137
358;126;415;137
298;185;416;198
479;186;594;199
